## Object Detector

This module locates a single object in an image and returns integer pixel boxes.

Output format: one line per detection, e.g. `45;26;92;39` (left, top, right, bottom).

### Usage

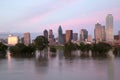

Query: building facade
66;30;73;43
94;23;105;42
87;35;92;42
58;25;63;44
48;29;55;45
73;33;78;41
8;35;19;45
80;29;88;42
106;14;114;42
24;32;31;45
119;31;120;40
43;29;48;39
62;34;66;44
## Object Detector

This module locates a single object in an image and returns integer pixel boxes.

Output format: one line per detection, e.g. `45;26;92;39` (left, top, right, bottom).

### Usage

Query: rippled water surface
0;50;120;80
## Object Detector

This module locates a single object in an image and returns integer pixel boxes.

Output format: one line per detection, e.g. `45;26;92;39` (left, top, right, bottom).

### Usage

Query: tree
50;47;57;57
9;43;35;57
92;42;112;57
0;42;8;57
34;36;49;53
113;46;120;56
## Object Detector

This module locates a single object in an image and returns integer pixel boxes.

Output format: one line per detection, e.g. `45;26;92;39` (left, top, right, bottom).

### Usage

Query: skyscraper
43;29;48;39
66;30;73;43
24;32;31;45
80;29;88;42
48;29;55;45
73;33;78;41
106;14;114;42
62;34;66;44
94;23;105;42
87;35;92;42
58;25;63;44
119;31;120;40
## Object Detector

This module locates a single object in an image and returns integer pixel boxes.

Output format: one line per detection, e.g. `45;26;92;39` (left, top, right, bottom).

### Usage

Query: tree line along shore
0;36;120;58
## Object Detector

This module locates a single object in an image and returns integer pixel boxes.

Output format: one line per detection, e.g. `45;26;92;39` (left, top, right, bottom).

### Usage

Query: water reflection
0;49;119;80
34;50;49;74
107;59;115;80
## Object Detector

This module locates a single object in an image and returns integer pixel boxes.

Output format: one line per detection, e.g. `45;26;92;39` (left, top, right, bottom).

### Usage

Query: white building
8;35;19;45
106;14;114;42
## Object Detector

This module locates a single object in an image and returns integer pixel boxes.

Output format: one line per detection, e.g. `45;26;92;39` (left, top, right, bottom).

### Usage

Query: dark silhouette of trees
34;36;49;54
9;43;35;57
0;42;8;57
92;42;112;57
113;46;120;56
50;47;57;57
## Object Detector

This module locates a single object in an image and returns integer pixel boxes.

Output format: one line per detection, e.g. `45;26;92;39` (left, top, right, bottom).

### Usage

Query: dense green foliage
64;42;112;58
113;46;120;56
92;42;112;57
0;42;8;57
34;36;49;52
9;43;35;57
49;47;57;57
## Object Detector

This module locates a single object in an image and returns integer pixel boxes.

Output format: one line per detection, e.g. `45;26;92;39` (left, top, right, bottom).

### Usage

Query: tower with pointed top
58;25;63;44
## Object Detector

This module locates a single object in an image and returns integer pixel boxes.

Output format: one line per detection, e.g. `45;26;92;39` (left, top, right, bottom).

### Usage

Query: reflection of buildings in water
7;51;12;72
107;59;115;80
34;54;49;74
58;49;64;60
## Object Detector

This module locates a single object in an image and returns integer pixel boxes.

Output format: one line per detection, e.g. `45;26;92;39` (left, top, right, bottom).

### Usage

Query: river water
0;50;120;80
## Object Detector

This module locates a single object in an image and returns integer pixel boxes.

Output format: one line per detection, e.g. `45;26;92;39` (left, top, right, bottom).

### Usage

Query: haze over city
0;0;120;36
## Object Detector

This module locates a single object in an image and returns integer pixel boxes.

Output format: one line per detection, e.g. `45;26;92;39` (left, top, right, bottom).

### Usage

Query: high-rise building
8;35;19;45
87;35;92;42
58;25;63;44
62;34;66;44
73;33;78;41
106;14;114;42
48;29;55;45
66;30;73;43
80;29;88;42
119;31;120;40
94;23;105;42
24;32;31;45
43;29;48;39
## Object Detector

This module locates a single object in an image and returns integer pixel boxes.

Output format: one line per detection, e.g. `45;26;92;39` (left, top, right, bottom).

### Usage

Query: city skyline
0;0;120;36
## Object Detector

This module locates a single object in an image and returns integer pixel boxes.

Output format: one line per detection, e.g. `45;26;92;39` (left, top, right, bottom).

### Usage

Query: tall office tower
119;31;120;40
24;32;31;45
73;33;78;41
106;14;114;42
62;34;66;44
80;29;88;42
43;29;48;39
48;29;55;45
8;35;19;45
94;23;105;42
58;25;63;44
66;30;73;43
87;35;92;42
101;26;106;41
